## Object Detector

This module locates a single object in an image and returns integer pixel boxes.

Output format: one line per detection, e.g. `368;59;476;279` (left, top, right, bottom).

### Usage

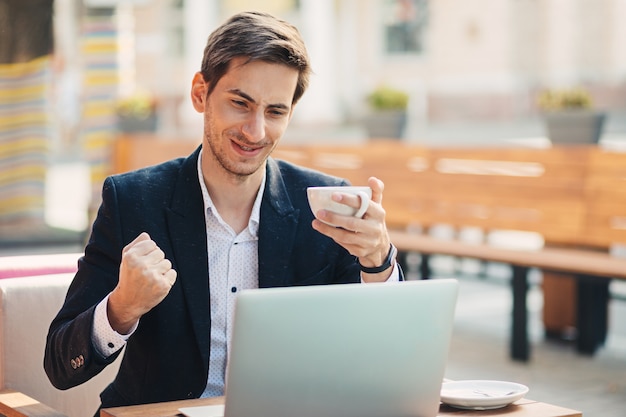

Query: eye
268;108;288;117
232;99;247;108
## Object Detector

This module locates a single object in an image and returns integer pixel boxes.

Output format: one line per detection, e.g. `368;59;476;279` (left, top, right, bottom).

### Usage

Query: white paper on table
179;404;225;417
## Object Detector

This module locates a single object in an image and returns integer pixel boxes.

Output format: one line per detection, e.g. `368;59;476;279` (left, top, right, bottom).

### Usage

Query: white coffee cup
307;186;372;226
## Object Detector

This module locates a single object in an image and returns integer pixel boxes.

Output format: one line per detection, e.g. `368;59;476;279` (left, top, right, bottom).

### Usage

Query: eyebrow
228;88;291;111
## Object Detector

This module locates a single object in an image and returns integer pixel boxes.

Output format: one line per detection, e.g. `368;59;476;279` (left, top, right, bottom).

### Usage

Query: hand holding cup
307;186;372;227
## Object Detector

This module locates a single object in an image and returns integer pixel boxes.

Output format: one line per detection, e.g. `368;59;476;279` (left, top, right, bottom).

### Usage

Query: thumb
368;177;384;204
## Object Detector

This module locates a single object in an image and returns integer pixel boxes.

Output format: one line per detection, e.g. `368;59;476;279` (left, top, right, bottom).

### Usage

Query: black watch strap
359;243;397;274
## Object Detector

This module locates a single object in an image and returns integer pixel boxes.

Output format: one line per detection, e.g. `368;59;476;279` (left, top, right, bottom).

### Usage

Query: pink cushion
0;253;81;279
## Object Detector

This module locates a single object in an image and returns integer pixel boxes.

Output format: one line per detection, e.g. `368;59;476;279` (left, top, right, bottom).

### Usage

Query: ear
190;72;208;113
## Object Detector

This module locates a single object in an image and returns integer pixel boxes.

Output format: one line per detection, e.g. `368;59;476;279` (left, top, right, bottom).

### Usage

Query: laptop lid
223;279;459;417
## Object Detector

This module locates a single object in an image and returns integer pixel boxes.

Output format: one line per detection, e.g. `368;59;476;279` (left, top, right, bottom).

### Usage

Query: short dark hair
200;11;311;105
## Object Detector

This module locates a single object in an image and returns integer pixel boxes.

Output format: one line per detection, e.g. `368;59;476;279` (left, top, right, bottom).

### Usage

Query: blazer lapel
165;146;210;367
258;158;300;288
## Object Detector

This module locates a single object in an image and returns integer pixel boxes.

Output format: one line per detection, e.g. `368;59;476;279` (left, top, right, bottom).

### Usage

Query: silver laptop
218;278;458;417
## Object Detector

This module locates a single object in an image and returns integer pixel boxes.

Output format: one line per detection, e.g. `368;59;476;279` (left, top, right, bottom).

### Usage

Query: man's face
191;57;299;181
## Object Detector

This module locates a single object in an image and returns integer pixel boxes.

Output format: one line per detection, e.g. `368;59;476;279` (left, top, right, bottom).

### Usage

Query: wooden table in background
101;396;582;417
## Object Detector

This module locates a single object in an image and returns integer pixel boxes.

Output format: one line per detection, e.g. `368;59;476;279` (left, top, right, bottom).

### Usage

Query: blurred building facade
3;0;625;239
0;1;55;234
66;0;626;135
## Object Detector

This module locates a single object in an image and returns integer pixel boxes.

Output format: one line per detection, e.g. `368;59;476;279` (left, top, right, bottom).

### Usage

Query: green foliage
367;86;409;111
116;92;156;120
537;88;593;111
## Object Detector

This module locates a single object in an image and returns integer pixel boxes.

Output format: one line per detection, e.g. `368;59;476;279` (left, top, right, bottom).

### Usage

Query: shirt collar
197;151;264;236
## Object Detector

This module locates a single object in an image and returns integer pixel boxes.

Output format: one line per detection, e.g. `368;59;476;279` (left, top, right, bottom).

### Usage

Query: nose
241;111;266;142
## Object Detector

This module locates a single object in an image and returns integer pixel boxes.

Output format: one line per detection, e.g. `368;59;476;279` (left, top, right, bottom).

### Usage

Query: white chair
0;273;121;417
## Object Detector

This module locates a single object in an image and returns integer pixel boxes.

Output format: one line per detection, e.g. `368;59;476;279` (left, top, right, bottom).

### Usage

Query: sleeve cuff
92;293;138;358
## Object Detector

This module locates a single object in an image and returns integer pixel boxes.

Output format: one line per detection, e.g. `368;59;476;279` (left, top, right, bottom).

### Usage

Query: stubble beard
203;117;271;182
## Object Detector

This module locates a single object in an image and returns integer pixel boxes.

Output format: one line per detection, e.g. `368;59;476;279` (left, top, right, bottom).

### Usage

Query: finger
312;216;364;243
315;210;351;230
143;245;166;265
368;177;384;204
134;231;151;243
163;268;177;286
156;258;173;274
122;232;152;255
331;192;364;210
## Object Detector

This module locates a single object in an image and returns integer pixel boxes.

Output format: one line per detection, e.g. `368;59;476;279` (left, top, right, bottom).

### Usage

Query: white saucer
440;380;529;410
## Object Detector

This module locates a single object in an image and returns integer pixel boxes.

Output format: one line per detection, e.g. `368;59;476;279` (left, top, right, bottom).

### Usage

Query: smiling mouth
231;137;267;153
237;143;259;152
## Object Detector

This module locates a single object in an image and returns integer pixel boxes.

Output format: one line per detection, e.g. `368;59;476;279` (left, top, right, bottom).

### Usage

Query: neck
202;160;264;234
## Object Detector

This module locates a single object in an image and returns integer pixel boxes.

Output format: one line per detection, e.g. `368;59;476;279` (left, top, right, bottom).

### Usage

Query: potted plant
537;87;607;145
116;92;158;133
363;85;409;139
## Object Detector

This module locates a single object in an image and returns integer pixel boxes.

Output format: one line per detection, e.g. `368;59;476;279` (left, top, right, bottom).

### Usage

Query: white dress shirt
196;154;263;397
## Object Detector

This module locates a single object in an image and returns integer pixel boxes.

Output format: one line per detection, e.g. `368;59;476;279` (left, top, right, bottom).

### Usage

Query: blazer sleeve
44;176;127;389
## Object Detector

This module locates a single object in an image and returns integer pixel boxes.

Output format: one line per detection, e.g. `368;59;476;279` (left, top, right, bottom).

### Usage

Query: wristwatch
359;243;397;274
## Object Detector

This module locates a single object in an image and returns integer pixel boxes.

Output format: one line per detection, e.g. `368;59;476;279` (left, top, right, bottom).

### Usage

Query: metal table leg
511;265;530;361
576;275;610;355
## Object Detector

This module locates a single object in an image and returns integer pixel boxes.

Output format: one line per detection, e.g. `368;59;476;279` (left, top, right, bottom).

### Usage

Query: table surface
101;396;582;417
0;390;68;417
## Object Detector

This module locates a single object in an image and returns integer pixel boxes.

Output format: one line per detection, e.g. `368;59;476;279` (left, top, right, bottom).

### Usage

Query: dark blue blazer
44;146;365;410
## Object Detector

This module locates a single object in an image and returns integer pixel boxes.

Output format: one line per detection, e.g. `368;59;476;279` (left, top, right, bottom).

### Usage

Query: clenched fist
107;232;177;334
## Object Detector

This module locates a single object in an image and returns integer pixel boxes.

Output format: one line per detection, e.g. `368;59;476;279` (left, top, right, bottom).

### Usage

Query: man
44;11;401;412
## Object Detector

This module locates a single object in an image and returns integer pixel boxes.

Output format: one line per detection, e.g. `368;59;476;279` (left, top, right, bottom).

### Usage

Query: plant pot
542;110;607;145
363;110;407;139
117;114;158;133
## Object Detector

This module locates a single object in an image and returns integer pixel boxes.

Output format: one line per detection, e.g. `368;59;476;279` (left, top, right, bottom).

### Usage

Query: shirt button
108;342;115;348
231;287;237;293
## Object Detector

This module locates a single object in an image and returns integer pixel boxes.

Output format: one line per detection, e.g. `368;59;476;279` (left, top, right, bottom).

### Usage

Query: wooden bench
271;142;626;361
111;134;200;174
110;135;626;361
